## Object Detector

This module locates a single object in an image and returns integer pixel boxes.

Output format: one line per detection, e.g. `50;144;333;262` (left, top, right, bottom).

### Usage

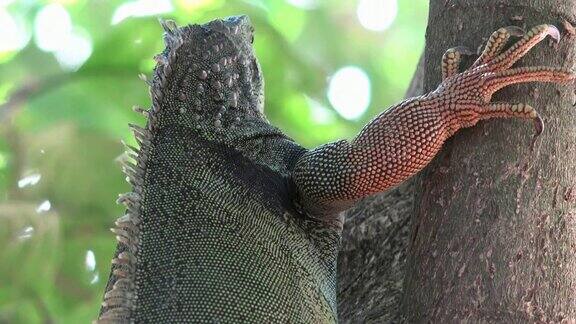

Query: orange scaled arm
293;25;575;216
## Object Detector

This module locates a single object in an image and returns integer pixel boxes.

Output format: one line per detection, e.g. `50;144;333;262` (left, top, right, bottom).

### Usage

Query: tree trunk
401;0;576;322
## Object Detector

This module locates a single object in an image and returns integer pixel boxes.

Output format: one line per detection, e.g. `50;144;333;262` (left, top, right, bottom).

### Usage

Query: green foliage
0;0;427;322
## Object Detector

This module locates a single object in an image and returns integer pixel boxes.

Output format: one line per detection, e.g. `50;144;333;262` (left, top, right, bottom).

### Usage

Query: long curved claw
490;25;561;71
484;66;575;98
472;26;524;68
441;46;473;80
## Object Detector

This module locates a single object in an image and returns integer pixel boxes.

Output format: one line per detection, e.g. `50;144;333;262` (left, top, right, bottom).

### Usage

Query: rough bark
337;55;424;323
337;181;413;323
401;0;576;322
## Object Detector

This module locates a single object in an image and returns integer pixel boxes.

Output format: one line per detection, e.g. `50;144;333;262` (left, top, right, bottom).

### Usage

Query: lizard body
97;17;574;323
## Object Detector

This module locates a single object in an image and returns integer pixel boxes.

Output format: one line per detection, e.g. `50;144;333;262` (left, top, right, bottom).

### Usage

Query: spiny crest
159;18;178;36
97;113;150;321
98;179;143;322
97;23;158;323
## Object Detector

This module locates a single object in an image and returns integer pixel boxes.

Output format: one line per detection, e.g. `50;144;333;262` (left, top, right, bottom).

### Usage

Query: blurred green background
0;0;427;322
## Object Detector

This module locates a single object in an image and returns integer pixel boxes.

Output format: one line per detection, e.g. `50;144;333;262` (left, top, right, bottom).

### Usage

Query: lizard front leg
292;24;575;217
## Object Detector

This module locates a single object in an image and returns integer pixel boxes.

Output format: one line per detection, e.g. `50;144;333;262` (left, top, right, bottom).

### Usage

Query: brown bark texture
401;0;576;322
337;180;414;323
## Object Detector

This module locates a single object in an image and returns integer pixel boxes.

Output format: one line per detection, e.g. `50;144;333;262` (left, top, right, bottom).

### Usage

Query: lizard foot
439;24;574;138
477;25;573;138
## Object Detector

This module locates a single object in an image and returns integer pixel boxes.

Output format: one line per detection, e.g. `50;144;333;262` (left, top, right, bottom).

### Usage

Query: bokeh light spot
33;4;92;70
286;0;317;10
357;0;398;32
34;4;72;52
0;0;15;6
54;29;92;71
111;0;173;25
90;273;100;284
17;226;34;241
85;250;96;272
36;200;52;213
18;173;41;188
327;66;371;120
0;8;29;54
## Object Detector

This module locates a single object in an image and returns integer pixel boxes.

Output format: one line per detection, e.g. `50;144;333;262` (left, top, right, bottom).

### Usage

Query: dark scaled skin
293;24;575;217
97;17;574;323
98;16;340;323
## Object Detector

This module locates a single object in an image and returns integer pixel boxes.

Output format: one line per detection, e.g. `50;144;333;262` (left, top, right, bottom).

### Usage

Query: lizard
96;16;575;323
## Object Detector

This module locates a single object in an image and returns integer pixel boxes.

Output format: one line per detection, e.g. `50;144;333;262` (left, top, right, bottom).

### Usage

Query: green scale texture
135;128;339;322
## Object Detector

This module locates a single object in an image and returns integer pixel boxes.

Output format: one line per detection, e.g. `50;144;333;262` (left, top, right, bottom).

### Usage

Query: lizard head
153;15;266;129
200;15;264;114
